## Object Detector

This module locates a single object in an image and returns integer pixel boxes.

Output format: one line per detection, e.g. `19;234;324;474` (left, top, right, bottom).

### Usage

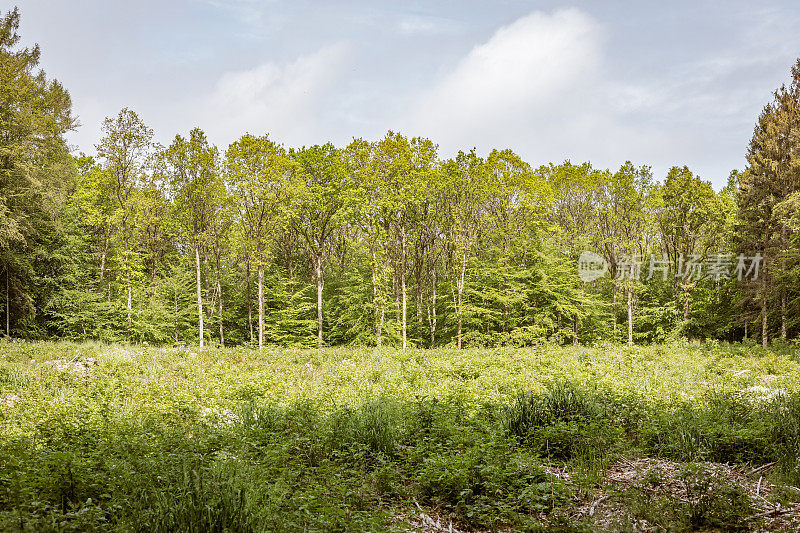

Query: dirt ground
400;457;800;532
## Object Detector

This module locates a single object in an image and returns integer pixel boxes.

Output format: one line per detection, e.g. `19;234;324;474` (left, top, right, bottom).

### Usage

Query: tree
441;150;491;349
595;163;654;345
207;188;233;347
345;138;392;346
73;155;116;283
288;144;352;347
164;128;223;348
471;149;534;344
0;7;76;337
226;134;291;348
656;166;726;324
96;108;153;335
372;133;437;349
546;162;602;343
739;60;800;344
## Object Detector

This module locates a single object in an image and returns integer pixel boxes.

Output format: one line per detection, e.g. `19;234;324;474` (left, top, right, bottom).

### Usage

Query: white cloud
198;42;350;146
404;8;603;146
51;2;800;189
398;7;736;184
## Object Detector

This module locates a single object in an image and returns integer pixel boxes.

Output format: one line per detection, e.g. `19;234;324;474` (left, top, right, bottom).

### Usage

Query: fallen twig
748;503;785;520
750;462;776;475
589;495;609;517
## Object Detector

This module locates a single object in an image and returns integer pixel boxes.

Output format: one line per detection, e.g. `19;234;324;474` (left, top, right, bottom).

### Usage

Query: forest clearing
2;340;800;531
3;3;800;532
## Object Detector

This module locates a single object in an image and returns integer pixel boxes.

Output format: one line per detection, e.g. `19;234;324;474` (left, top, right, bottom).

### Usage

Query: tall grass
1;341;800;530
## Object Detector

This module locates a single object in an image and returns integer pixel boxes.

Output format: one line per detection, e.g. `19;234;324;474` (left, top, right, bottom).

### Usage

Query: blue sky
17;0;800;188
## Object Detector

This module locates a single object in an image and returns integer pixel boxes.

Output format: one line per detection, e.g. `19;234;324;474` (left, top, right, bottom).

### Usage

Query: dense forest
1;7;798;348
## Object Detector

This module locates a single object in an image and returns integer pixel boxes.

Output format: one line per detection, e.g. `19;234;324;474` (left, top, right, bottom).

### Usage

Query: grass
0;339;799;531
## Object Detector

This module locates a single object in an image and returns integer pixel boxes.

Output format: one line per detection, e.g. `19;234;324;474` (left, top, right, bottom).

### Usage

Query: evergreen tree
0;7;76;337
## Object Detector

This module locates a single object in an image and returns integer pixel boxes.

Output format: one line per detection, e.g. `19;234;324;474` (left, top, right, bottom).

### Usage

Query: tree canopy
1;7;798;347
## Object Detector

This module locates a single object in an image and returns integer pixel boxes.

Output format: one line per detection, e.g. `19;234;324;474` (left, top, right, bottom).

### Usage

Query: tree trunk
258;264;264;349
572;315;578;345
246;257;253;343
781;223;787;342
761;235;769;348
762;288;768;349
457;258;465;350
781;290;787;342
400;225;408;350
217;270;224;348
416;287;423;326
195;245;204;348
5;267;9;338
99;235;108;281
126;276;132;331
126;279;132;331
174;276;179;343
682;282;690;321
124;229;132;333
395;283;400;343
371;249;382;347
627;286;634;346
428;268;437;346
315;255;324;347
612;281;617;335
416;286;423;348
378;306;384;348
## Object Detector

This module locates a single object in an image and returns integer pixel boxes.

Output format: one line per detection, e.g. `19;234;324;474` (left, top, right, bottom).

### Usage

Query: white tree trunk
258;264;264;349
401;225;407;350
428;268;437;346
5;267;9;338
99;235;108;281
781;290;787;342
627;286;634;346
371;250;381;347
124;230;132;332
573;316;578;345
457;254;466;350
316;255;324;347
195;245;204;348
174;276;179;343
126;281;132;329
217;275;224;348
612;281;617;335
762;284;768;349
246;257;253;343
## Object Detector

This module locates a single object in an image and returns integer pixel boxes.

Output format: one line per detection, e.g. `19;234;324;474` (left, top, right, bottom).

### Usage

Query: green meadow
2;340;800;531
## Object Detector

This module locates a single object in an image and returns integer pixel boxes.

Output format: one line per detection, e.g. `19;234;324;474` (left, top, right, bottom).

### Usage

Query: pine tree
0;7;76;337
740;60;800;345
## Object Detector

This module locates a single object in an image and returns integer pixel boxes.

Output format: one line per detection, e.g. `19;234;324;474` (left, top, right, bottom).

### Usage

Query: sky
14;0;800;189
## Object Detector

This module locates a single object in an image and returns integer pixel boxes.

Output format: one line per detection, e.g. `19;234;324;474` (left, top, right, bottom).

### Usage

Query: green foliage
3;8;800;348
3;342;800;530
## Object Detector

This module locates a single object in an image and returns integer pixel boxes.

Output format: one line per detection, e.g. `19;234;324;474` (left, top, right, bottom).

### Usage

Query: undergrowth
0;340;798;530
